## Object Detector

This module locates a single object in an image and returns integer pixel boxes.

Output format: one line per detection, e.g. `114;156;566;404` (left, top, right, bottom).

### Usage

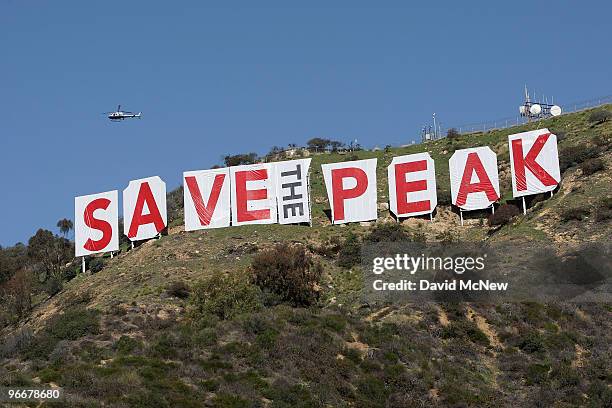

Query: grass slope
1;106;611;407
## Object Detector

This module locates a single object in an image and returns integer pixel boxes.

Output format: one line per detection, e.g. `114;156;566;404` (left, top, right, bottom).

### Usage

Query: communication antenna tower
519;85;562;121
421;113;441;143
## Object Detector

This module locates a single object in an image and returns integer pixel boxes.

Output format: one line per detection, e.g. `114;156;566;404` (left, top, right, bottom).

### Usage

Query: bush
337;233;361;268
212;393;250;407
595;196;612;221
551;364;580;388
559;145;599;172
364;223;409;243
252;244;322;306
579;157;605;176
115;335;141;354
525;363;550;385
588;109;611;124
447;128;461;139
356;376;389;403
488;204;521;226
44;276;63;297
517;332;545;353
166;281;190;299
560;207;590;222
47;306;100;340
592;134;611;149
189;273;261;321
22;305;100;360
62;265;78;282
89;257;105;273
441;320;490;346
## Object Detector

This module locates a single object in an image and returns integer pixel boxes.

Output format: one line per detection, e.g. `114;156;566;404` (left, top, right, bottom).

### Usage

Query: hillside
1;106;611;407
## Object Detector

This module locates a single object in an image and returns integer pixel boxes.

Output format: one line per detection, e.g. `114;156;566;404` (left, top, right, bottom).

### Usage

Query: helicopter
104;105;142;121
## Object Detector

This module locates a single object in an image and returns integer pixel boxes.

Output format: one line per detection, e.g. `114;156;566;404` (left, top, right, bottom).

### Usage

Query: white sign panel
388;153;437;218
183;168;231;231
449;147;500;211
123;176;167;241
322;158;378;224
275;158;312;225
75;190;119;257
230;163;277;226
508;128;560;198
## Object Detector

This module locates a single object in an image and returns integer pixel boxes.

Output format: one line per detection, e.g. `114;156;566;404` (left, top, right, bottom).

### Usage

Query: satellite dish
519;105;526;115
529;104;542;115
550;105;562;116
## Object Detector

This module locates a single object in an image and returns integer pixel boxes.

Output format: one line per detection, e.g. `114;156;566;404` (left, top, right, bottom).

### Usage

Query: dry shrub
364;223;409;243
447;128;461;139
588;109;611;125
560;207;590;222
559;145;599;173
0;269;32;325
166;281;190;299
488;204;521;226
595;196;612;222
252;244;322;306
579;158;605;176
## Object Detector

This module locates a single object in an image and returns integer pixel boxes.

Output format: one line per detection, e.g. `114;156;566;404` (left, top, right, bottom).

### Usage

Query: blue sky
0;1;610;246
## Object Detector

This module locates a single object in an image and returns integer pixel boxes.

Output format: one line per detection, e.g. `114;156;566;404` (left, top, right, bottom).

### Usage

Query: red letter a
128;182;165;238
456;153;499;206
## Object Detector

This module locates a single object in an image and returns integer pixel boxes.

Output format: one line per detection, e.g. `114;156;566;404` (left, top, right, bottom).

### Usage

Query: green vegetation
21;304;100;360
189;273;262;321
1;105;611;407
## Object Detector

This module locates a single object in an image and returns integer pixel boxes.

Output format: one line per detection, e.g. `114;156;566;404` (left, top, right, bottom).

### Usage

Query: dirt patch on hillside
466;306;502;349
437;306;450;327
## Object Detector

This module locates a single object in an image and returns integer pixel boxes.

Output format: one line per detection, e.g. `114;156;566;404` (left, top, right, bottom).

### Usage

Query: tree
27;229;73;281
307;138;331;152
265;146;285;161
0;269;32;323
56;218;73;238
447;128;461;139
329;140;345;152
0;244;27;285
224;153;258;167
